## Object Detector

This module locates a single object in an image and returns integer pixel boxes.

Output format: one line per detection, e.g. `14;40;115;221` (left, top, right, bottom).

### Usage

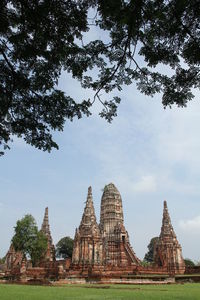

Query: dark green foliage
144;237;159;263
12;214;47;266
1;1;200;155
140;260;151;267
0;0;92;155
89;0;200;109
29;231;48;267
56;236;74;259
0;256;6;264
184;258;195;267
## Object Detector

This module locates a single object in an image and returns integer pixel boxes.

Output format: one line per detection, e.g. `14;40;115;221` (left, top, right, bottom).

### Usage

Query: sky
1;24;200;262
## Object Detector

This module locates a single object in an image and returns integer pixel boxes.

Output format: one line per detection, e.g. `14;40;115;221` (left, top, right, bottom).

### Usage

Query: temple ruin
2;183;187;282
41;207;56;262
72;186;103;266
4;244;23;271
100;183;140;266
154;201;185;274
72;184;140;269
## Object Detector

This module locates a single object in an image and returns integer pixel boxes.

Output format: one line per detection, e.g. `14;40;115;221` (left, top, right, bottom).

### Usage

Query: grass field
0;283;200;300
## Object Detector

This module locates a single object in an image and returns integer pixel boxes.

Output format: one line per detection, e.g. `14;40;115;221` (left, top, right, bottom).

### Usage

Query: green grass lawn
0;283;200;300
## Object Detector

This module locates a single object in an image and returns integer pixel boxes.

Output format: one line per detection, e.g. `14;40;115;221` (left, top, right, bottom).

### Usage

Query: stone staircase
124;242;140;265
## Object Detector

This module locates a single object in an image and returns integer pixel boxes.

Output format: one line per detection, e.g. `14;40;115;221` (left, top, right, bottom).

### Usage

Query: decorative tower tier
72;187;103;265
100;183;140;266
154;201;185;274
41;207;56;262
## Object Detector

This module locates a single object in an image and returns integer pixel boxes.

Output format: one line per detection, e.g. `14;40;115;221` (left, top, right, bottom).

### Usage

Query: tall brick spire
160;200;176;240
41;207;55;261
72;186;102;265
41;207;51;240
154;200;185;274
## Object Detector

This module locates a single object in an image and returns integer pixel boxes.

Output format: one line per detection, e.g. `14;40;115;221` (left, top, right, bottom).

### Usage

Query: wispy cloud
156;101;200;168
179;215;200;232
131;175;157;193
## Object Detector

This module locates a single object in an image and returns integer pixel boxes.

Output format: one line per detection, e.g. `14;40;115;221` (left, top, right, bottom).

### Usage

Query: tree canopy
0;256;6;264
1;0;200;155
56;236;74;259
144;236;159;263
12;214;47;266
184;258;195;267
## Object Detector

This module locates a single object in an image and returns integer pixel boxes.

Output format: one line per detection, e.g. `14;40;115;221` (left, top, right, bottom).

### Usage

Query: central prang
72;183;140;267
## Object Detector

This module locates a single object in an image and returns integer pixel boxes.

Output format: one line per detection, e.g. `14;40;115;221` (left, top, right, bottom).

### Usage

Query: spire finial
86;186;93;203
45;206;48;216
88;186;92;196
164;200;167;209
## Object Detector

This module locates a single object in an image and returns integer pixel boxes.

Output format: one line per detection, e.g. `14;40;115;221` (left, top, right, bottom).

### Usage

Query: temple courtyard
0;283;200;300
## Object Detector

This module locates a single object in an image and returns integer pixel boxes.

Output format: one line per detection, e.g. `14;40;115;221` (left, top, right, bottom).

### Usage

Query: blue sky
1;22;200;262
1;75;200;261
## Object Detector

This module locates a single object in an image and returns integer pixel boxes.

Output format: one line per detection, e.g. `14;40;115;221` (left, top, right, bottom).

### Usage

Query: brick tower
154;201;185;274
100;183;140;266
4;244;23;270
41;207;56;261
72;187;103;265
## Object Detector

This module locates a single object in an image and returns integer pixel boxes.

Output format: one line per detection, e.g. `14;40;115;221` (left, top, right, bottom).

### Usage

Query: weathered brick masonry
3;183;186;281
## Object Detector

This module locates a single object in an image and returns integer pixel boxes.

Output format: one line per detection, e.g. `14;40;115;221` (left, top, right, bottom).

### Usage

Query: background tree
0;256;6;264
12;214;47;266
184;258;195;267
1;0;200;155
56;236;74;259
144;237;159;263
29;231;48;267
140;260;151;267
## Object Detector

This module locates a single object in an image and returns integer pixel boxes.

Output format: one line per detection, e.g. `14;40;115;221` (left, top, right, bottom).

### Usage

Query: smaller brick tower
4;244;23;270
41;207;56;261
154;201;185;274
72;186;103;266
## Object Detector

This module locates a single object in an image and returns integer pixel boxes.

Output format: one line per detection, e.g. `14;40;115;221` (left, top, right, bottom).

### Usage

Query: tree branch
92;37;130;105
0;48;16;75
